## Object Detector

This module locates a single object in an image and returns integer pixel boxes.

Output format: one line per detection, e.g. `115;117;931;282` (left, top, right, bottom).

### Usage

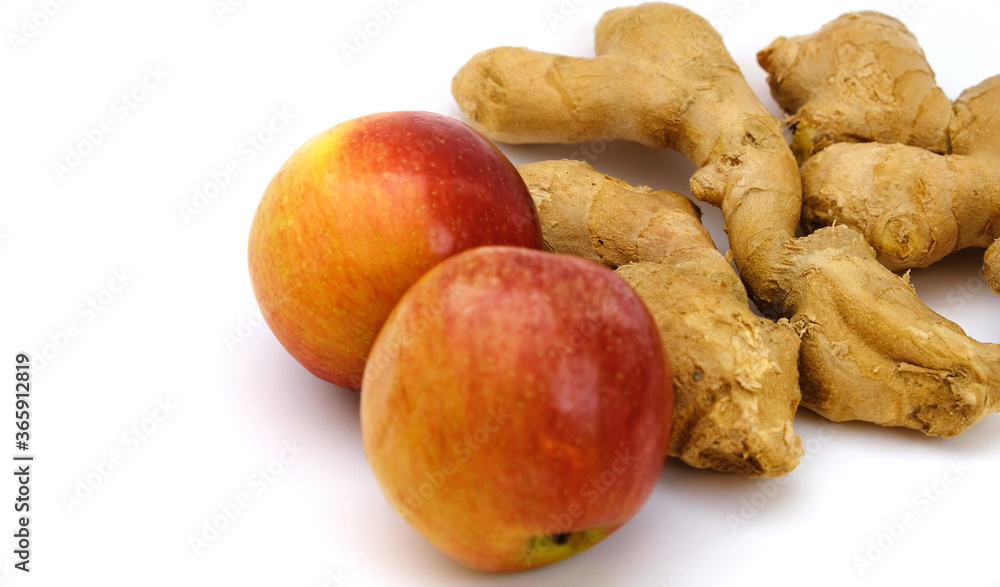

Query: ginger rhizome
988;241;1000;295
759;12;1000;278
453;3;1000;437
757;12;952;161
520;159;802;477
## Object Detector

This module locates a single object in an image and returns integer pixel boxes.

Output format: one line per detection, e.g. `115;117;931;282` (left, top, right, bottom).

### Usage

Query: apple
361;246;673;572
248;111;542;390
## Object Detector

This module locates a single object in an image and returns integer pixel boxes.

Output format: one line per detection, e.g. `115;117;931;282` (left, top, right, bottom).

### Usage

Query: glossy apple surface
361;246;673;572
248;111;542;390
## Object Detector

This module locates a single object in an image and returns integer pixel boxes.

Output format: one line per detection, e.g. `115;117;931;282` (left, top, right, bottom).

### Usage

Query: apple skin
361;246;673;572
248;111;542;390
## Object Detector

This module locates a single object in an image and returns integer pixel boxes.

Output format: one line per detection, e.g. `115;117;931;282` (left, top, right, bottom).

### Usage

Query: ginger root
453;3;1000;436
520;159;802;477
757;11;952;161
760;12;1000;278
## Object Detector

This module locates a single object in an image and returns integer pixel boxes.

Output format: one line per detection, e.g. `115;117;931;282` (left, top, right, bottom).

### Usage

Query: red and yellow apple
361;246;673;572
248;111;542;390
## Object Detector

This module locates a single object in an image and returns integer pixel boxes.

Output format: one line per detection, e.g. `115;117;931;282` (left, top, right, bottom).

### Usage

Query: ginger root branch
520;159;802;476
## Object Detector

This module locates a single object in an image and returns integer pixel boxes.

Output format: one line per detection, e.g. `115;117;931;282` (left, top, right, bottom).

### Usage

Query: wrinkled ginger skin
776;228;1000;435
519;159;802;477
757;11;952;161
800;142;1000;270
762;13;1000;280
758;11;1000;429
454;3;801;299
453;2;1000;436
987;241;1000;295
799;75;1000;270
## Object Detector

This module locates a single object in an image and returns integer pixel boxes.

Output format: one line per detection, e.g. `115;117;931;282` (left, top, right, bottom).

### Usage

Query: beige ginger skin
757;12;952;161
519;159;802;477
759;12;1000;288
988;241;1000;294
453;3;1000;437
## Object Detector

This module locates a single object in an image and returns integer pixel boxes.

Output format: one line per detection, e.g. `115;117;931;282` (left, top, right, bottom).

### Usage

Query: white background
2;0;999;585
